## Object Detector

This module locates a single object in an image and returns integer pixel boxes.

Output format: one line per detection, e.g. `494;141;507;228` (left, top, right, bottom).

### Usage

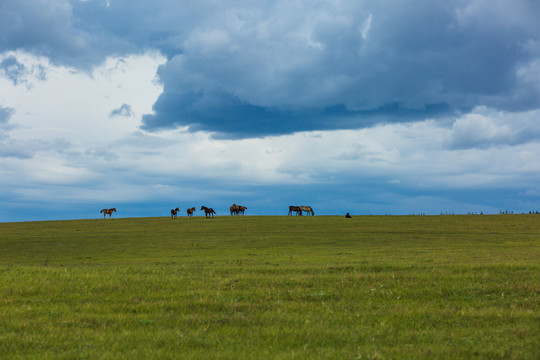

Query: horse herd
175;205;246;218
100;205;315;218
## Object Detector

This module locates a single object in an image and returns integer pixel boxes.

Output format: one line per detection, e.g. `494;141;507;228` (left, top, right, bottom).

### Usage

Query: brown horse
230;204;239;215
100;208;116;218
187;207;196;218
238;205;247;215
171;207;180;219
201;206;216;218
288;206;302;216
300;206;314;216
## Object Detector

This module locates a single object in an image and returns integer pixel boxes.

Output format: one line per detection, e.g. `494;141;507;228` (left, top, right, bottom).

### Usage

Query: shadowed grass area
0;215;538;359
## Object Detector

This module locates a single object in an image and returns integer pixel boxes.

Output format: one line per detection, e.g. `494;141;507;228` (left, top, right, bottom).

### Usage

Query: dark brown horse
300;206;314;216
288;206;302;216
201;206;216;218
100;208;116;218
237;205;247;215
187;207;196;218
171;207;180;219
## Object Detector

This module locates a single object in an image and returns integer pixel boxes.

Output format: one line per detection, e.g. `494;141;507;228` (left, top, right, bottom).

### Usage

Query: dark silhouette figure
345;212;352;218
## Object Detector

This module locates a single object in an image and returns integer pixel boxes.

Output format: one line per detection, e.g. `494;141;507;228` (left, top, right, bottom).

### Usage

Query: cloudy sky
1;0;540;221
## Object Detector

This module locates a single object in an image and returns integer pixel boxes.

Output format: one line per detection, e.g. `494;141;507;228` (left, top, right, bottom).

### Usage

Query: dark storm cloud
0;1;86;65
1;0;220;67
2;0;539;137
141;90;454;138
140;0;540;137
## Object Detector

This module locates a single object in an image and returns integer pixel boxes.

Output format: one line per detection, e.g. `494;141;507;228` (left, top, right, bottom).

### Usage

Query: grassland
0;215;538;359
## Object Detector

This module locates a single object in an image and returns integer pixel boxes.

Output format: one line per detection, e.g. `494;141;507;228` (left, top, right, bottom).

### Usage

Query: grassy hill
0;215;538;359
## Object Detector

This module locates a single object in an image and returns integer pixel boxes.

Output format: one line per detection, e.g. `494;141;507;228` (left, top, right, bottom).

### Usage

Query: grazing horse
300;206;314;216
187;207;196;218
238;205;247;215
201;206;216;218
288;205;302;216
230;204;239;215
171;207;180;219
100;208;116;218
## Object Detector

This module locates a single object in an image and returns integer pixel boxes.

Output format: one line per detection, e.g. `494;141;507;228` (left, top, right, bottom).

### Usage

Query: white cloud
449;107;540;148
0;50;165;144
450;113;514;148
0;51;166;206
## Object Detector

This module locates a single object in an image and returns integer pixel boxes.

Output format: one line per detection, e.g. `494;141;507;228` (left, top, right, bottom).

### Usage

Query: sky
1;0;540;221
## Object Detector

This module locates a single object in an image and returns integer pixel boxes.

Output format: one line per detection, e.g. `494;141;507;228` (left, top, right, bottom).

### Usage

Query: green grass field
0;215;538;359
